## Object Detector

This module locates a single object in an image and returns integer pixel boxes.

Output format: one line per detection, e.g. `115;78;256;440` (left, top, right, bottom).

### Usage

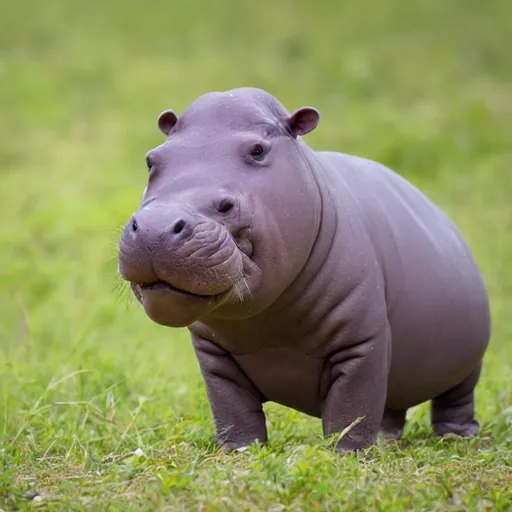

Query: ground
0;0;511;510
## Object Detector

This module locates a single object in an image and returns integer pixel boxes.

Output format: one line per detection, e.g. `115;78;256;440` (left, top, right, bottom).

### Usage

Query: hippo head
118;88;322;327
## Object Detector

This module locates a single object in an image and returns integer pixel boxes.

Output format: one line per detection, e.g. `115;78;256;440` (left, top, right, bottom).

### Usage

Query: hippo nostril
172;219;186;235
132;218;138;232
218;198;235;214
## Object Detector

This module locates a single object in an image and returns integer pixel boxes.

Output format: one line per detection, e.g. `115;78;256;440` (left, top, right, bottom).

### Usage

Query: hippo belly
234;347;330;417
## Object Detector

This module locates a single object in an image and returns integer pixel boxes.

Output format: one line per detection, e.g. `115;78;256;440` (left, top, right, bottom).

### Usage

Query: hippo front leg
191;333;268;453
322;329;391;452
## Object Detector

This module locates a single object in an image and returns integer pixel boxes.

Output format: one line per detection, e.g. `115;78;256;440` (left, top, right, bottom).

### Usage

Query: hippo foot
381;428;404;442
219;438;266;454
431;365;481;439
220;442;251;453
334;441;360;453
334;433;374;453
433;420;479;438
380;409;406;441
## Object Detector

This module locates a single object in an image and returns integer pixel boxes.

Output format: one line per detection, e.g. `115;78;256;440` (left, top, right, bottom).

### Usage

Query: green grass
1;0;511;509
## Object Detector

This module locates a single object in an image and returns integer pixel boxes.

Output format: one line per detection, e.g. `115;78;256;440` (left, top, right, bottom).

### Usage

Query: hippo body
118;88;490;451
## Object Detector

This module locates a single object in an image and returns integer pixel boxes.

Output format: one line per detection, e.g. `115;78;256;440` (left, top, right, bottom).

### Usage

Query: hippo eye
250;144;265;161
146;157;153;170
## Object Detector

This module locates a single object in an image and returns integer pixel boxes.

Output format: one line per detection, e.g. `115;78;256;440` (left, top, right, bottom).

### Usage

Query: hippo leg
191;334;268;452
380;409;407;440
431;364;482;437
322;329;390;452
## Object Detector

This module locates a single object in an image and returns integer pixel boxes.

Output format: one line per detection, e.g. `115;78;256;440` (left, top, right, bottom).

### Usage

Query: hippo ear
285;107;320;138
158;110;179;136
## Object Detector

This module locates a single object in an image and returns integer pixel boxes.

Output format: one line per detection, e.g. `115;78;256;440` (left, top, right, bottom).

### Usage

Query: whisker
241;274;252;301
111;274;137;309
232;281;244;304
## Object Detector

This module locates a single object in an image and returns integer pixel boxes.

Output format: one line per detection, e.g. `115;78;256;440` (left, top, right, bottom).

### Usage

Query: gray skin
118;87;490;452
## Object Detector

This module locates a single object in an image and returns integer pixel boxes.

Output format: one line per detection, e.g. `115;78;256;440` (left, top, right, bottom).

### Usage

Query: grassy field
1;0;511;509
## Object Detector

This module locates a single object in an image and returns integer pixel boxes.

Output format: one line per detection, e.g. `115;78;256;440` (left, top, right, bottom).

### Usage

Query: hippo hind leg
380;409;407;440
431;364;481;437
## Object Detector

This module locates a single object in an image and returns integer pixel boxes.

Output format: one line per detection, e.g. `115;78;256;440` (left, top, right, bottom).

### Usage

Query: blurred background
0;0;511;504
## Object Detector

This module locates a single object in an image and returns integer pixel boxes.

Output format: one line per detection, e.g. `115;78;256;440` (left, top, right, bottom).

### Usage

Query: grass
1;0;511;509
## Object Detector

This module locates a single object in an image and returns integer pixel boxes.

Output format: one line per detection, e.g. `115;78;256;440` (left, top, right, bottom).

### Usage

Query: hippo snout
129;207;197;249
118;204;244;300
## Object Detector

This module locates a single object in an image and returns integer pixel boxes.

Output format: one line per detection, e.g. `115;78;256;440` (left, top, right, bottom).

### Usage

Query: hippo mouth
139;279;218;299
128;275;234;328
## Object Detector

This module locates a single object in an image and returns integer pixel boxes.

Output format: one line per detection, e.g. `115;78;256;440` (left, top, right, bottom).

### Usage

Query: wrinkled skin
118;88;491;452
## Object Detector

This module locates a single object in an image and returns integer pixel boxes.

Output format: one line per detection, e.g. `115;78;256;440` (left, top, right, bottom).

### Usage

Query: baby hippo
118;88;490;452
